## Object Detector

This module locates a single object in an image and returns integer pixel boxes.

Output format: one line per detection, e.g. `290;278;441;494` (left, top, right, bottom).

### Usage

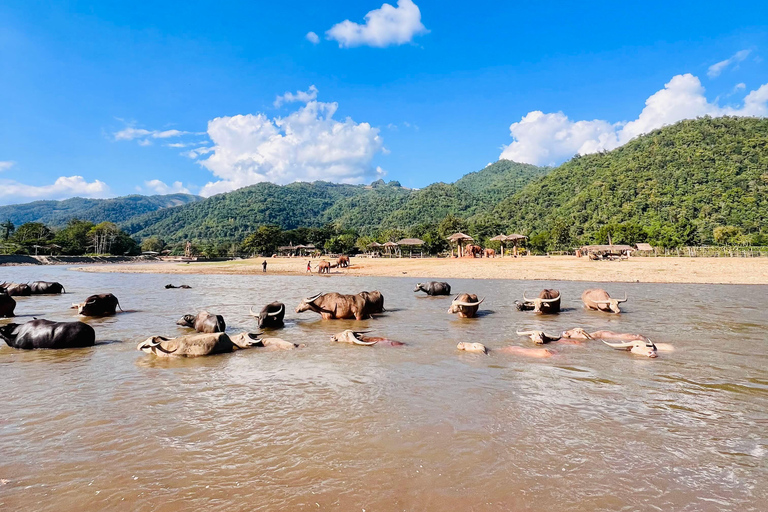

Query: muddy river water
1;265;767;511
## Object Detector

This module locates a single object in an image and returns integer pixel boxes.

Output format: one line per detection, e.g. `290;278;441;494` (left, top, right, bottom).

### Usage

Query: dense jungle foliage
2;117;766;255
0;219;139;256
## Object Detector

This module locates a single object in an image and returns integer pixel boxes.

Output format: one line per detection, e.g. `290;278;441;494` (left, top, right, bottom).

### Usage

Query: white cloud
113;126;192;142
143;179;191;195
708;49;751;78
0;176;110;203
325;0;428;48
306;31;320;44
274;85;319;107
734;82;746;91
197;99;384;196
0;161;14;172
500;74;768;166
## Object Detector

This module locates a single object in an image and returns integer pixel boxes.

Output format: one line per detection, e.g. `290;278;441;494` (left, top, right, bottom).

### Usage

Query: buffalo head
602;338;657;358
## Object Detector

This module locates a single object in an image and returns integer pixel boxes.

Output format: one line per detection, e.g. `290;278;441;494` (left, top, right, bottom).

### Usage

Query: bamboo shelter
383;241;400;258
447;232;473;258
366;241;383;257
397;238;425;258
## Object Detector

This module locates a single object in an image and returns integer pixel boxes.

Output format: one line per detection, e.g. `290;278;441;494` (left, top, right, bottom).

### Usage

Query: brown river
1;265;767;511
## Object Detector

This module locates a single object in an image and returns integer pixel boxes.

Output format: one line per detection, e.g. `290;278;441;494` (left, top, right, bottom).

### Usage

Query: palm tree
1;220;14;240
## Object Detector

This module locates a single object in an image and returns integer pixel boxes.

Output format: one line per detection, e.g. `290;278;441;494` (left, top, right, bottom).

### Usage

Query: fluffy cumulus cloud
274;85;319;107
197;98;384;196
0;176;110;203
325;0;428;48
143;180;191;195
708;49;751;78
0;161;14;172
500;74;768;166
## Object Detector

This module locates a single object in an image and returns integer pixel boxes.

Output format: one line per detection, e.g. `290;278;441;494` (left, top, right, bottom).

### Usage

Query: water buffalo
165;284;191;289
71;294;122;316
457;341;488;354
0;288;15;317
230;333;301;351
448;293;484;318
358;290;384;314
29;281;66;294
497;346;556;358
0;320;95;349
337;255;350;268
582;289;627;314
176;311;226;333
516;330;562;344
331;330;404;347
249;302;285;329
0;282;31;296
295;292;369;320
518;289;561;314
414;281;451;296
317;260;331;274
561;328;647;342
602;339;658;358
137;332;259;357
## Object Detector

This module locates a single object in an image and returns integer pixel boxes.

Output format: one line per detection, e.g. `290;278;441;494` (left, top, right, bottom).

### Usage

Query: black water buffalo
250;302;285;329
29;281;66;294
414;281;451;296
358;290;384;314
1;282;32;296
72;294;122;316
0;288;16;317
177;311;226;333
0;320;95;349
165;284;192;289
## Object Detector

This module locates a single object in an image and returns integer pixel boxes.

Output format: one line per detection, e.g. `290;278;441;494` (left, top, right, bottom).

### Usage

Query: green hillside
122;160;548;241
0;194;201;228
484;116;768;248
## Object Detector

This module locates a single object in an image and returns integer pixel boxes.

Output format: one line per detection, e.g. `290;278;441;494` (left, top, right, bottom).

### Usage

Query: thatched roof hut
447;232;473;257
397;238;425;258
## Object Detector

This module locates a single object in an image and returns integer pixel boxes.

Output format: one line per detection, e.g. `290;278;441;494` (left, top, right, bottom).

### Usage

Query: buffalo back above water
0;292;16;318
29;281;66;294
77;294;121;316
0;319;95;349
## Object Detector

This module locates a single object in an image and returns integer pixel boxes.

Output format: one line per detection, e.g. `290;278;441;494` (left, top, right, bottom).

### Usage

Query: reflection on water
1;265;767;511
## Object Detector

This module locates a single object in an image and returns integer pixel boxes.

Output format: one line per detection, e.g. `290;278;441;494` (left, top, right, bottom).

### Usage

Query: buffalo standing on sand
250;302;285;329
29;281;66;294
0;320;95;349
177;311;226;333
414;282;451;296
295;292;370;320
448;293;484;318
582;289;628;314
0;287;16;317
72;294;122;316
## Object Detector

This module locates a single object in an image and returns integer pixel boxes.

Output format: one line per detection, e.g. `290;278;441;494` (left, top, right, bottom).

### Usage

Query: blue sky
0;0;766;203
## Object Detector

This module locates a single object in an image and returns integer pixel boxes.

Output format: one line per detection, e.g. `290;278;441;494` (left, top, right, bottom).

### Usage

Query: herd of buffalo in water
0;278;667;358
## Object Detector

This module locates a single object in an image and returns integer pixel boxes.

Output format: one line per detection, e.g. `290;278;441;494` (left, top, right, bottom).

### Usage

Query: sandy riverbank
71;255;768;285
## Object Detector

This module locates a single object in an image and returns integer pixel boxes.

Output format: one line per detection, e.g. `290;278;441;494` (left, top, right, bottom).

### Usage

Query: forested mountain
5;116;767;251
483;116;768;247
0;194;200;228
120;160;548;241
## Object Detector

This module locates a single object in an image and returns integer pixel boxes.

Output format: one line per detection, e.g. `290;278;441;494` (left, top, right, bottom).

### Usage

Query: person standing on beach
262;260;267;272
307;260;312;273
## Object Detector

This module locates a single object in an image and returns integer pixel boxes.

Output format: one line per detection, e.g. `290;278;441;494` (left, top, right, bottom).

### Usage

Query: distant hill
0;194;201;228
484;116;768;246
120;160;549;241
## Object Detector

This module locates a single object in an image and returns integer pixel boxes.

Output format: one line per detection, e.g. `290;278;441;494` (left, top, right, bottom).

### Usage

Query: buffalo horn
617;293;628;303
249;306;259;317
601;340;635;349
540;292;560;303
516;331;535;336
267;304;284;316
304;292;323;303
452;297;484;307
352;334;378;346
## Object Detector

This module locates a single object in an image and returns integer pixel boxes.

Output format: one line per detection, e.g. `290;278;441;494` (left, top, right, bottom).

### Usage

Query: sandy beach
72;255;768;285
